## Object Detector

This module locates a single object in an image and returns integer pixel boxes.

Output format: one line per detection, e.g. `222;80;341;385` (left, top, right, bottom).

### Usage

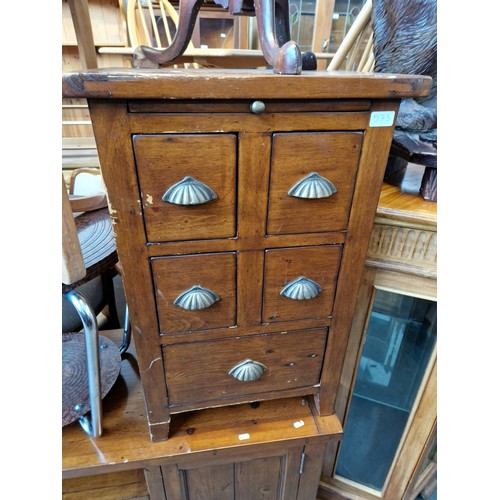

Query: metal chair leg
64;289;103;438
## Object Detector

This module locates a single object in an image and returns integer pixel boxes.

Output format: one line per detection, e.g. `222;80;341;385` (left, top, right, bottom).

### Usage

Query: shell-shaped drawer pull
287;172;337;199
280;276;322;300
173;285;220;310
162;176;217;205
229;359;267;382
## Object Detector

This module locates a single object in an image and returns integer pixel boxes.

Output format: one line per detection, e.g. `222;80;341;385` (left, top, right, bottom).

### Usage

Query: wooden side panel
317;100;401;416
87;100;170;441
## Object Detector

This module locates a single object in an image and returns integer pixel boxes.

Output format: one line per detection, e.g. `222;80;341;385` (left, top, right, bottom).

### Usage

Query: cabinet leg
314;392;335;417
149;418;171;443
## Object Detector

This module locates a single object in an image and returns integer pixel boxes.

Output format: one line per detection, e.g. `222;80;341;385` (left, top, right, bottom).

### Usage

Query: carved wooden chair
132;0;317;74
127;0;200;68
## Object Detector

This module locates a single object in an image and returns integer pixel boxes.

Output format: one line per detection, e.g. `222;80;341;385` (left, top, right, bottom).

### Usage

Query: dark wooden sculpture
133;0;316;74
372;0;437;200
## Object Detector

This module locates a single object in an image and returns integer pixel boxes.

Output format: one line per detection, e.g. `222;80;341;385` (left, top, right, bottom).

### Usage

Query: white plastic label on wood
369;111;396;127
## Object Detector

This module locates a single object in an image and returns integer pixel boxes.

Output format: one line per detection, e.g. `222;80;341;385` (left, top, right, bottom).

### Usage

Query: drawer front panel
262;245;342;323
133;134;237;242
164;328;327;405
152;252;237;334
267;132;362;235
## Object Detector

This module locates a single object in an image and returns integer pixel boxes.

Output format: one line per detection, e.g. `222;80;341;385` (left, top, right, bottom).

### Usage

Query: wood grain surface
62;68;432;100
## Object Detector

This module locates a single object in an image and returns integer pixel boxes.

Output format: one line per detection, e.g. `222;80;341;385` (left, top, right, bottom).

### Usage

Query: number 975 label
369;111;395;127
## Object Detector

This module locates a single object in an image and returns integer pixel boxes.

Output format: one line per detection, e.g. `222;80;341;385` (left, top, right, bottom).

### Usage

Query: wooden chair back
69;167;104;196
126;0;199;68
327;0;374;72
126;0;189;50
68;167;108;213
62;175;86;285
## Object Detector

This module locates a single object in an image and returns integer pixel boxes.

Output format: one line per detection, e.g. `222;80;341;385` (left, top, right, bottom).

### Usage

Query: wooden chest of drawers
62;69;431;442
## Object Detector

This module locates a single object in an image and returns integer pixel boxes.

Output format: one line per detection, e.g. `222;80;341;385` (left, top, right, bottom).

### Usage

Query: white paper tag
238;433;250;441
369;111;395;127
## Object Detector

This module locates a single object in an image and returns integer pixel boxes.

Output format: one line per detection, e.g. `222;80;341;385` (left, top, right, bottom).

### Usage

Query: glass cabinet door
334;288;437;492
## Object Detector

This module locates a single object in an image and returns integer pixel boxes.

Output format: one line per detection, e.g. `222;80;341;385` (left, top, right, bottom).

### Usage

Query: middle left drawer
152;252;237;334
133;134;237;242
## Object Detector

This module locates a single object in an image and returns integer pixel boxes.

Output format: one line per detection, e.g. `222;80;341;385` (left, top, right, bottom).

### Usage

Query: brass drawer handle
229;359;268;381
162;176;217;205
173;285;220;310
280;276;322;300
287;172;337;199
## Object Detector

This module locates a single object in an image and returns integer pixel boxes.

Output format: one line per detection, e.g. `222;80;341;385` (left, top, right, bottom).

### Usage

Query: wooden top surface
375;182;437;229
62;329;342;479
62;68;431;100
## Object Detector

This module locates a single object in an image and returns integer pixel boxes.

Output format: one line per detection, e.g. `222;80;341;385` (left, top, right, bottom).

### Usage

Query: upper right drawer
266;132;363;235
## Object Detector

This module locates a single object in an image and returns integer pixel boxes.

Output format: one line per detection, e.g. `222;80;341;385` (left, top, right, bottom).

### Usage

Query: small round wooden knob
250;100;266;114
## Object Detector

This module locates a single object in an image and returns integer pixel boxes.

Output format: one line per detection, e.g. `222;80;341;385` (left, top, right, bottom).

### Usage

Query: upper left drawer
133;134;237;242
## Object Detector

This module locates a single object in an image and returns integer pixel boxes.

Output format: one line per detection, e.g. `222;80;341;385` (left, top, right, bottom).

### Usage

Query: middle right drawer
267;131;363;235
262;245;343;324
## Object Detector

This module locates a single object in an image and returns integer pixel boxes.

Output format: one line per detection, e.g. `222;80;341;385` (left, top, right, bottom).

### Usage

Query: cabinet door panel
161;446;304;500
235;456;283;500
133;134;237;242
267;132;362;235
185;464;234;500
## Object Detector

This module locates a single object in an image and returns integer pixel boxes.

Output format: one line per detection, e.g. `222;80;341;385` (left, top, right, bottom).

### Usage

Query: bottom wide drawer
163;328;328;406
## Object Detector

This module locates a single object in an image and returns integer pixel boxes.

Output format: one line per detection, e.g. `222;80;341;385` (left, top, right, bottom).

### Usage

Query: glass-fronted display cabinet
336;289;436;493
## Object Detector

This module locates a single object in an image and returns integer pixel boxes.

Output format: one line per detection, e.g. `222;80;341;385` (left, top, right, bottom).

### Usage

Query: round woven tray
62;332;121;427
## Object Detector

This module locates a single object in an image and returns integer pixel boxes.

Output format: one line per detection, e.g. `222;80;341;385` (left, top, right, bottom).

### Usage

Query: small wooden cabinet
62;68;431;442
